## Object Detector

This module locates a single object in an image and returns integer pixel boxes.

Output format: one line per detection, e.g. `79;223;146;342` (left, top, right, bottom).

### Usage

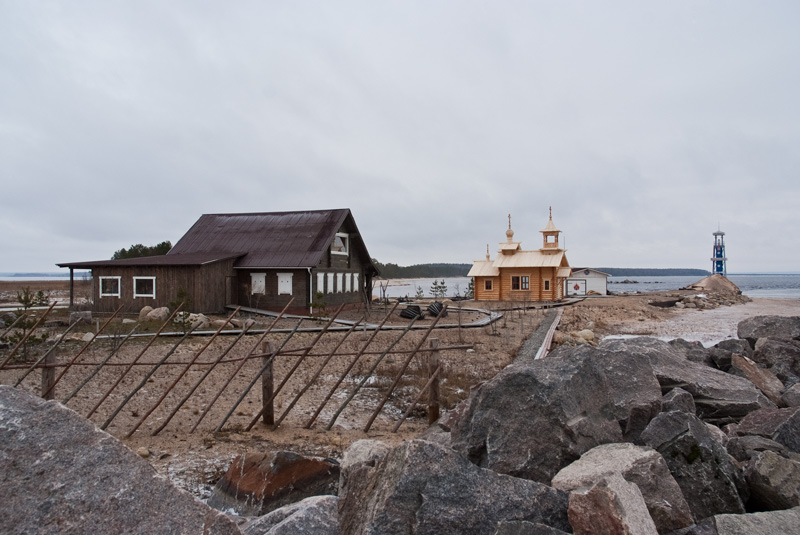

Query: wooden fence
0;301;474;437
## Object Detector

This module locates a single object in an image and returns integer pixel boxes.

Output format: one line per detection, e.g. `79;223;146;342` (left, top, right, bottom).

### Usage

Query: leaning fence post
262;341;275;425
427;338;440;424
41;352;56;401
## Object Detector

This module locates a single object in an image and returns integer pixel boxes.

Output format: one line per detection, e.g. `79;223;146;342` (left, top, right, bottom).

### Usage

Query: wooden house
565;268;610;296
468;210;571;302
58;209;379;314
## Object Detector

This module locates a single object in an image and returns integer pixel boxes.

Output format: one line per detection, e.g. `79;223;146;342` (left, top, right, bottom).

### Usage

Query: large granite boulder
207;451;339;517
744;450;800;511
338;439;392;509
552;443;693;533
145;306;171;322
752;338;800;387
730;354;785;407
641;411;746;521
600;338;774;424
138;305;154;322
662;387;696;415
451;342;662;483
737;316;800;347
729;407;800;454
567;472;658;535
714;338;754;355
241;495;338;535
338;439;571;535
713;506;800;534
669;339;714;367
725;435;788;463
0;385;241;535
784;383;800;407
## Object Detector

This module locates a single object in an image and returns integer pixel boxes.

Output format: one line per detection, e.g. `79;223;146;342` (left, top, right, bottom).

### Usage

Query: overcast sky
2;2;799;274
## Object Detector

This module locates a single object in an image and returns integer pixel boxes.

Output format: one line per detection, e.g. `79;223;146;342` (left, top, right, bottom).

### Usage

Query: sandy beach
603;297;800;346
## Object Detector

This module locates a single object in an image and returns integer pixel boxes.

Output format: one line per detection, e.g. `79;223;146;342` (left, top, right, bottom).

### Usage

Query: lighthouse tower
711;229;727;276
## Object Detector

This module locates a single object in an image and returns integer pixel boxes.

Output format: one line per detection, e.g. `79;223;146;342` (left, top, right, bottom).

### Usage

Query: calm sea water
609;274;800;299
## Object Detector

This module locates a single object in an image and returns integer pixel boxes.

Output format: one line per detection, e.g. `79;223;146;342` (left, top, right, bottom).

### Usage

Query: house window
326;272;334;294
278;273;293;295
544;280;551;291
521;276;530;290
133;277;156;298
484;279;493;291
331;233;349;255
251;273;266;294
511;276;520;290
100;276;121;297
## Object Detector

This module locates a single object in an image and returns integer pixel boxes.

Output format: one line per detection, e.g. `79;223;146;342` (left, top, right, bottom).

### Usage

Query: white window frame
133;276;156;299
99;276;121;298
331;232;349;255
278;273;293;295
326;272;334;294
251;273;266;295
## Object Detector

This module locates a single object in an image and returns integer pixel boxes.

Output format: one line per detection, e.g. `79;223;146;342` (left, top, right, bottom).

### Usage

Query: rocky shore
3;311;800;534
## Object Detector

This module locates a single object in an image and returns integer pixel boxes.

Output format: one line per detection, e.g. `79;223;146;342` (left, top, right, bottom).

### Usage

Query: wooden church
468;209;571;302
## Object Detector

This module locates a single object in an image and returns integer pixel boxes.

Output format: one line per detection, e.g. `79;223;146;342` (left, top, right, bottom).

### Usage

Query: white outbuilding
564;268;610;296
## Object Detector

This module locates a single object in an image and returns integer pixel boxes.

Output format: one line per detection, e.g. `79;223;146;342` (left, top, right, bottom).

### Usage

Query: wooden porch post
69;267;75;309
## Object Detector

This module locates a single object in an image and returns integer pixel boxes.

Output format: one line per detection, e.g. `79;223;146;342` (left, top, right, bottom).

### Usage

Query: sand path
608;297;800;346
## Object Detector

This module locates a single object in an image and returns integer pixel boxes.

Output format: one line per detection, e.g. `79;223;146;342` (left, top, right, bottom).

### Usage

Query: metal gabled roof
168;208;374;270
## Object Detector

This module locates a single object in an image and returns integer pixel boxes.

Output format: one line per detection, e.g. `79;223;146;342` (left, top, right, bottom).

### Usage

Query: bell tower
540;207;562;253
711;228;727;276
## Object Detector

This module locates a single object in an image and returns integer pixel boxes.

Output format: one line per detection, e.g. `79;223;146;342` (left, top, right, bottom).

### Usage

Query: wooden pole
262;341;275;425
41;352;56;400
69;267;75;310
427;338;440;424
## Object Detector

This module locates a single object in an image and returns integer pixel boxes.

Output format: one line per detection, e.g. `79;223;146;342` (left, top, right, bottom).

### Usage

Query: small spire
549;206;552;220
506;214;515;242
508;213;512;230
486;244;490;261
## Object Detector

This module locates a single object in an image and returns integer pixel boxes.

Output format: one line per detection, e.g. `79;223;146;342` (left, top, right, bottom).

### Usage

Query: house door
567;279;586;296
